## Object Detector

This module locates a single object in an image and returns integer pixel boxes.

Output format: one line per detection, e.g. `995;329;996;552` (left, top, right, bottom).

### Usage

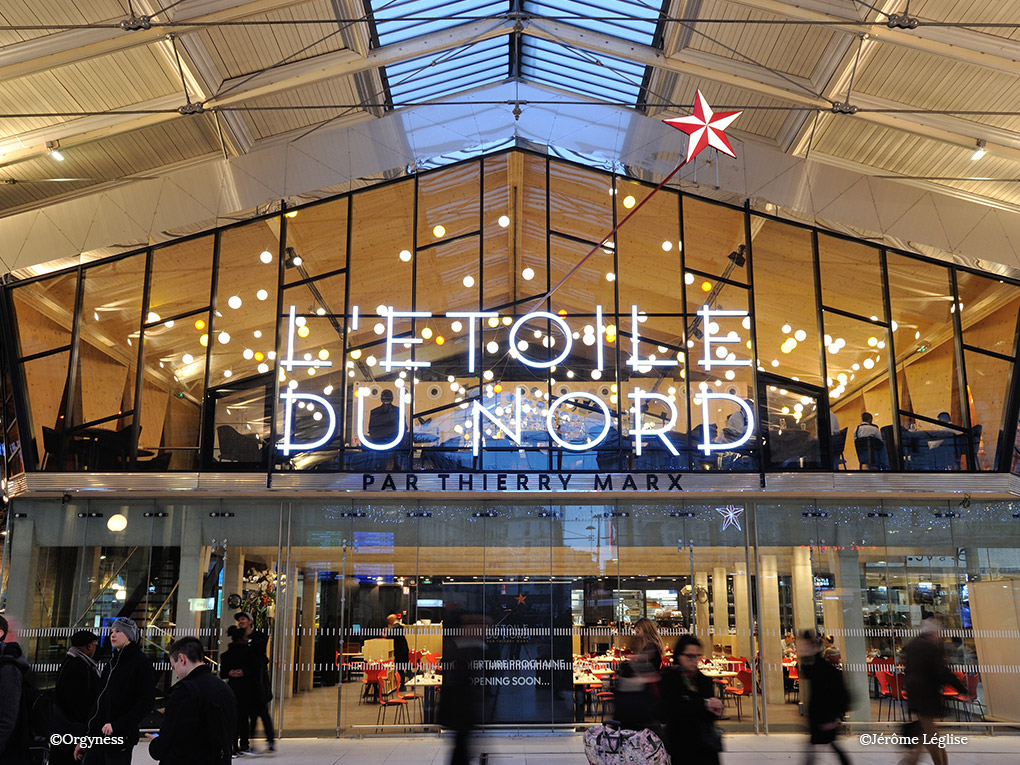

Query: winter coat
0;642;30;764
800;652;849;744
88;642;156;753
54;651;100;732
903;635;967;718
219;642;263;705
658;667;720;765
149;664;236;765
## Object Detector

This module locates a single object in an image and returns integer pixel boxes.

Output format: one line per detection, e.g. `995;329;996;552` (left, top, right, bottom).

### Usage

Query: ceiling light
498;215;510;227
260;250;273;263
399;249;412;262
970;139;987;161
256;289;268;301
46;141;64;161
227;296;242;309
522;267;535;281
433;225;446;237
463;275;474;288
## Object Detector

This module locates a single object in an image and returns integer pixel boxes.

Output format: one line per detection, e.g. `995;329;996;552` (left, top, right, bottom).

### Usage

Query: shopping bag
583;724;670;765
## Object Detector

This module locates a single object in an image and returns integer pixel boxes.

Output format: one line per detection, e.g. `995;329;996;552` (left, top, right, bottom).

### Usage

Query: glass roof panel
386;37;509;105
370;0;508;46
523;0;664;45
521;36;647;104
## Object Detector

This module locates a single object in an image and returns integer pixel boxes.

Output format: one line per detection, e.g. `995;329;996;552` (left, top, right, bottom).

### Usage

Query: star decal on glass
716;505;744;531
515;594;527;605
663;89;743;164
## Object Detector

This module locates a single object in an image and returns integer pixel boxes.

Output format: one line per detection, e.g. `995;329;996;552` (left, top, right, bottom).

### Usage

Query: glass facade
5;150;1018;476
3;149;1020;738
6;496;1020;734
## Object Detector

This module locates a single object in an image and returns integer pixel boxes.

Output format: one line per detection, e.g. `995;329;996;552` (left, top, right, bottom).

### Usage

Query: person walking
0;615;32;765
80;618;155;765
902;618;968;765
233;613;275;753
632;617;667;672
386;614;410;689
798;631;851;765
147;637;235;765
658;635;723;765
219;627;257;756
52;630;101;765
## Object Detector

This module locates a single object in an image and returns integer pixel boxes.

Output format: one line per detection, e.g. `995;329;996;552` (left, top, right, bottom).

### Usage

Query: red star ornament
663;90;742;164
515;594;527;605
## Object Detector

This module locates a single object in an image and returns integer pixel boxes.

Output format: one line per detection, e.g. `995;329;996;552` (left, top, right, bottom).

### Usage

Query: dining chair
723;669;754;722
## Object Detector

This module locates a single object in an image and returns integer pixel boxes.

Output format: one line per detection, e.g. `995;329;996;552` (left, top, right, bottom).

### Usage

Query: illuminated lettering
384;308;431;371
697;305;751;371
446;311;498;373
283;305;333;372
280;390;336;456
472;388;523;456
356;387;407;450
629;305;678;368
699;393;754;454
628;389;679;456
546;392;611;451
508;312;572;368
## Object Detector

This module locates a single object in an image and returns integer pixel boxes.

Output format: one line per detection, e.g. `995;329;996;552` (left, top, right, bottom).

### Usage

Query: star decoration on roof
515;594;527;605
716;505;744;532
663;89;742;164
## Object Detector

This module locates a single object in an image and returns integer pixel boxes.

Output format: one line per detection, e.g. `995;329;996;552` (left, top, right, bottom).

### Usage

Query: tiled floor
131;731;1020;764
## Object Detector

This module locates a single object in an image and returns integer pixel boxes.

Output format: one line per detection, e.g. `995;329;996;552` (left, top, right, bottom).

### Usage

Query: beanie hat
111;617;139;643
71;630;99;648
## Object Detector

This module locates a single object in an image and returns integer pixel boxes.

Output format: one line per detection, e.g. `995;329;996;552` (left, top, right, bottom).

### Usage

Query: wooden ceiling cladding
194;0;354;80
0;0;124;47
686;0;842;80
910;0;1020;40
236;76;371;139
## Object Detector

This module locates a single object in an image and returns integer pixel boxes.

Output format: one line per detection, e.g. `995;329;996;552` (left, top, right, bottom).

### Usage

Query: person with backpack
80;617;155;764
147;637;236;765
798;631;852;765
0;614;35;764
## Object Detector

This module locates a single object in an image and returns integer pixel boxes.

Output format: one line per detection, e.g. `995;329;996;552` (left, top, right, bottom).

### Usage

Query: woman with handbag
659;635;723;765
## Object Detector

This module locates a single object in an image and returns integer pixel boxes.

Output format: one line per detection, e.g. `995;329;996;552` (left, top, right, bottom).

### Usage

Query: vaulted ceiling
2;0;1019;240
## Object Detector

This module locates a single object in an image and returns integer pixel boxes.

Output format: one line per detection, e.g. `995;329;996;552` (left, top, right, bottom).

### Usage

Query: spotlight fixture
284;246;303;268
727;244;747;268
45;141;64;161
970;140;987;161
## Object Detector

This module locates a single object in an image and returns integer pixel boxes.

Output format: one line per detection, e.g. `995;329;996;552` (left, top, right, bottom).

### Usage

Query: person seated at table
781;632;797;658
821;634;841;664
368;390;409;469
719;399;755;444
853;412;889;469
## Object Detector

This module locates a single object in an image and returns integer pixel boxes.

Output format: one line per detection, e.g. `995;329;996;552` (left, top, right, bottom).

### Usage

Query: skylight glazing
385;37;509;105
370;0;508;46
521;36;647;104
523;0;664;44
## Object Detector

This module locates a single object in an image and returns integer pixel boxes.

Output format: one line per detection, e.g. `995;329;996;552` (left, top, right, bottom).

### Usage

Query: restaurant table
573;671;604;721
405;673;442;723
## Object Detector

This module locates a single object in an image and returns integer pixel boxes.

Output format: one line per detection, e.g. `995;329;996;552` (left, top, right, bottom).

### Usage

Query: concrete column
791;546;816;639
694;571;710;644
760;554;783;704
712;566;729;653
174;508;208;635
297;570;317;693
4;518;35;629
833;548;870;722
732;567;752;663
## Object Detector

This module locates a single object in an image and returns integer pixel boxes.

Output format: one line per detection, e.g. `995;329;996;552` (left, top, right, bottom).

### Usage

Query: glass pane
682;198;748;284
24;351;69;470
417;161;480;244
350;180;414;310
817;234;883;320
964;349;1012;470
490;153;548;302
956;270;1020;356
751;218;822;386
549;160;613;245
12;272;78;357
417;236;479;315
210;220;282;382
284;196;348;283
822;311;893;470
78;255;146;427
550;234;616;309
149;235;214;320
616;183;681;308
762;382;822;469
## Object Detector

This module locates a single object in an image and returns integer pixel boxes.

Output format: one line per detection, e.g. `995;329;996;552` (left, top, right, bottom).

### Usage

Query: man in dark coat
658;635;722;765
902;618;968;765
386;614;410;689
798;631;851;765
148;637;235;765
0;615;31;765
233;612;275;752
81;618;155;765
52;630;100;765
219;627;258;755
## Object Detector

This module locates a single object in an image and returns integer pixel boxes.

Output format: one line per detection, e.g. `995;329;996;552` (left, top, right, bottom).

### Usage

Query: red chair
957;674;987;721
723;669;754;722
397;672;425;722
875;670;906;721
360;667;386;704
376;673;410;729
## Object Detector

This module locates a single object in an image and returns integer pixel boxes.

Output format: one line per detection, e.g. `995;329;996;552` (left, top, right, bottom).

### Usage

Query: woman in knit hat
79;618;155;764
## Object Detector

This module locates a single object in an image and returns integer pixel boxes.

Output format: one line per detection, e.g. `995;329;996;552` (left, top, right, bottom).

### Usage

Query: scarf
67;645;100;675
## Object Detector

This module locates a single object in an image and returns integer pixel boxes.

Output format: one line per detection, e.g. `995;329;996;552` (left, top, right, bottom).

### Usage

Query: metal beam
0;0;311;82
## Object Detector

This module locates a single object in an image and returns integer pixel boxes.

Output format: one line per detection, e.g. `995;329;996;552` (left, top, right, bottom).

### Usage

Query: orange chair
723;669;754;722
397;672;425;722
376;673;410;729
875;670;907;721
361;667;387;704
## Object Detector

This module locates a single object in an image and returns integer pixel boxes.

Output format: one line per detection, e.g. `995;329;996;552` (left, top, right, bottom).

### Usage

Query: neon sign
278;304;755;459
